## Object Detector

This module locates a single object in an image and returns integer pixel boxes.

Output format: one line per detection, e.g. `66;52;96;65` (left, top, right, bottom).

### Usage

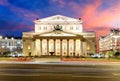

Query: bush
79;55;85;58
65;55;70;58
114;52;120;57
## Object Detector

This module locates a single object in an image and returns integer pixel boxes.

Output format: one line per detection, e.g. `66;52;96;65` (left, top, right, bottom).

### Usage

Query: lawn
0;57;16;61
0;57;33;62
0;57;120;62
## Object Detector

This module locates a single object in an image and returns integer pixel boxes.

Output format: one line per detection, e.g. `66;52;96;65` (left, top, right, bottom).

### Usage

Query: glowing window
70;26;73;30
76;26;79;30
39;27;41;30
43;27;47;30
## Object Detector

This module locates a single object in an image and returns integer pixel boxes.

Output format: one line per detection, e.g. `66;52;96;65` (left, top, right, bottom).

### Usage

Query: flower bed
61;57;85;61
61;57;120;62
13;57;33;61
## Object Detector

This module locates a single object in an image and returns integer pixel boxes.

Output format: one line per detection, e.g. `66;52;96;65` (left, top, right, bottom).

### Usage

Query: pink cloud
67;0;120;38
12;23;34;31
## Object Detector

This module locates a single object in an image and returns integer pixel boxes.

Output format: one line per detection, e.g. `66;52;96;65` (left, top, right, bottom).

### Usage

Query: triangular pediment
39;31;76;37
33;30;85;40
35;15;81;22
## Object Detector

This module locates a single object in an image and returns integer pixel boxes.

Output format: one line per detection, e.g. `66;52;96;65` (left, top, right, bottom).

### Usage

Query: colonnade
34;39;87;56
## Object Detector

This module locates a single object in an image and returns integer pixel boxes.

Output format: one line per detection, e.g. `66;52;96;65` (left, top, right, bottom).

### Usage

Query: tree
108;51;114;57
0;48;10;56
114;52;120;57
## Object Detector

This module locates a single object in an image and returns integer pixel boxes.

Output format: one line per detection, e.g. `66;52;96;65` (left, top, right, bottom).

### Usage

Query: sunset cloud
0;0;120;38
63;0;120;38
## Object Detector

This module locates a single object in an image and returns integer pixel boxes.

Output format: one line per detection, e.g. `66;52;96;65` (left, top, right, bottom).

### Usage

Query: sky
0;0;120;38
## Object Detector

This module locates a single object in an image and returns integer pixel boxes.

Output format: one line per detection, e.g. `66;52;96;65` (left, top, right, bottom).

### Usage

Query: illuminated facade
23;15;95;57
99;29;120;53
0;36;22;55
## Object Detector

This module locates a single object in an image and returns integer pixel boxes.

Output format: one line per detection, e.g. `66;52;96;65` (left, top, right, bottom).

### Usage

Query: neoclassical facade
99;29;120;53
0;36;22;55
22;15;95;57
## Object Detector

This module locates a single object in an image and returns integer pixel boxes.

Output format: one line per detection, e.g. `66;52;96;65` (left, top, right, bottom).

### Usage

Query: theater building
22;15;95;57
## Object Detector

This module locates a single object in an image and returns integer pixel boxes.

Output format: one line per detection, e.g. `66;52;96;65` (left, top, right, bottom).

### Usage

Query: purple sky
0;0;120;38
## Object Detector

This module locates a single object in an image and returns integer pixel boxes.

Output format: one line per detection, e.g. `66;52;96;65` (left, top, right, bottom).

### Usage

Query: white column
55;39;60;56
62;39;67;56
69;39;74;56
35;39;40;56
31;39;35;56
75;39;80;56
42;39;47;55
49;39;54;52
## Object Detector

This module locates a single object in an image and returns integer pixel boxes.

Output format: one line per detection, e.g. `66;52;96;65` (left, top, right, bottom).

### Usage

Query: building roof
2;36;22;39
34;14;82;23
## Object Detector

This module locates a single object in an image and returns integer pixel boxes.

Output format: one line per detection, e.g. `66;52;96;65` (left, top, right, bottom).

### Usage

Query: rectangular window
39;27;41;30
64;27;66;30
44;27;47;30
44;27;46;30
70;26;73;30
76;27;78;30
